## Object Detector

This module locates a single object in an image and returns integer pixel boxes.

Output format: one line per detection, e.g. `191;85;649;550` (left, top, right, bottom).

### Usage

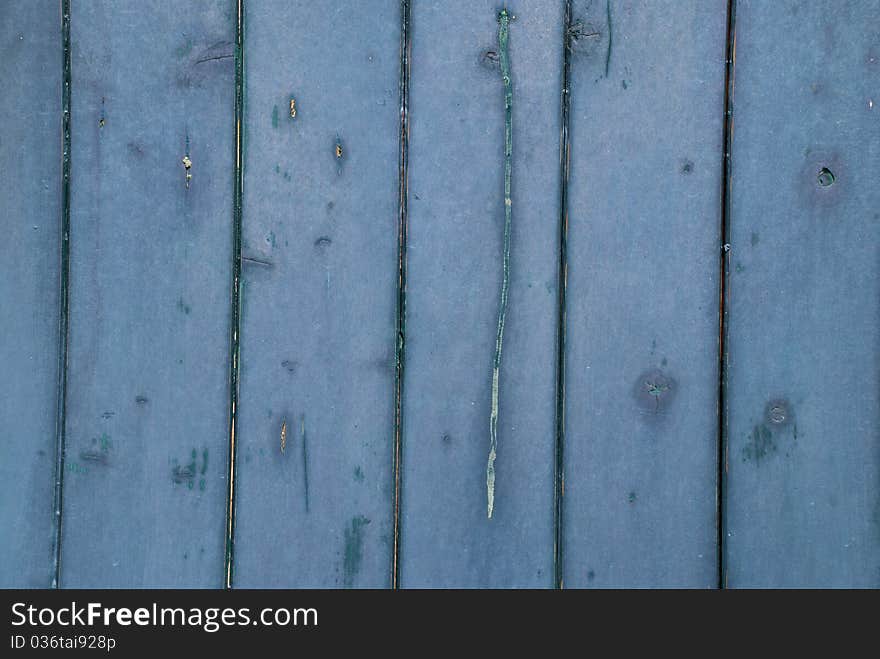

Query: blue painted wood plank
59;0;234;587
725;0;880;587
562;0;727;587
0;0;62;588
232;0;400;588
400;0;561;587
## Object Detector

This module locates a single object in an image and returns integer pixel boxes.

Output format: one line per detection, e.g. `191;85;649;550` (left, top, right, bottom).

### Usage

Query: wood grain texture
399;0;561;587
724;0;880;587
59;0;234;587
562;0;727;587
0;0;61;588
231;0;400;588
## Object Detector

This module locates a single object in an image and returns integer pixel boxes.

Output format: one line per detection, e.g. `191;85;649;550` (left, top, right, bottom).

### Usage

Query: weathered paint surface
59;0;234;587
400;0;561;587
232;0;399;588
1;1;877;589
0;0;61;588
562;0;726;587
724;0;880;587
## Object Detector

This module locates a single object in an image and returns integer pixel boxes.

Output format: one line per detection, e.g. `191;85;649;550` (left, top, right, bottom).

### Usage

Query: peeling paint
181;154;192;188
488;8;514;519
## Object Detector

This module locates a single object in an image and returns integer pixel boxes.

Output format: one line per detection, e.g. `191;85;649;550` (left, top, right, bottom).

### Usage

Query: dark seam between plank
224;0;245;590
52;0;73;589
391;0;411;590
717;0;737;590
554;0;573;591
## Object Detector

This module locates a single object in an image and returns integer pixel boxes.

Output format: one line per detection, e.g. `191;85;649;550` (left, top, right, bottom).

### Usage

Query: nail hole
765;399;790;426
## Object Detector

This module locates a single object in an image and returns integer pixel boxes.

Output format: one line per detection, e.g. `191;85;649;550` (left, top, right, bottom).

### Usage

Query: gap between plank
553;0;574;591
717;0;738;590
51;0;73;590
224;0;245;590
391;0;411;591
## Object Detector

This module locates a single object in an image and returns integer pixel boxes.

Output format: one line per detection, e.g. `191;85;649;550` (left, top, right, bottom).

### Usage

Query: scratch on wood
488;8;514;519
241;255;272;267
195;53;234;64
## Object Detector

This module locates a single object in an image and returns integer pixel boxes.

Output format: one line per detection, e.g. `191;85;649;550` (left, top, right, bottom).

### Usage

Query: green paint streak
301;415;310;513
343;515;370;587
488;8;514;520
175;37;194;59
605;0;613;78
743;424;775;464
271;104;279;128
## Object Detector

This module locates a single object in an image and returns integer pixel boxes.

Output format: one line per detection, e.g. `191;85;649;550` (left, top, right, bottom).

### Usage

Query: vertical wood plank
60;0;234;587
232;0;400;587
400;0;561;587
725;0;880;587
563;0;727;587
0;0;62;588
